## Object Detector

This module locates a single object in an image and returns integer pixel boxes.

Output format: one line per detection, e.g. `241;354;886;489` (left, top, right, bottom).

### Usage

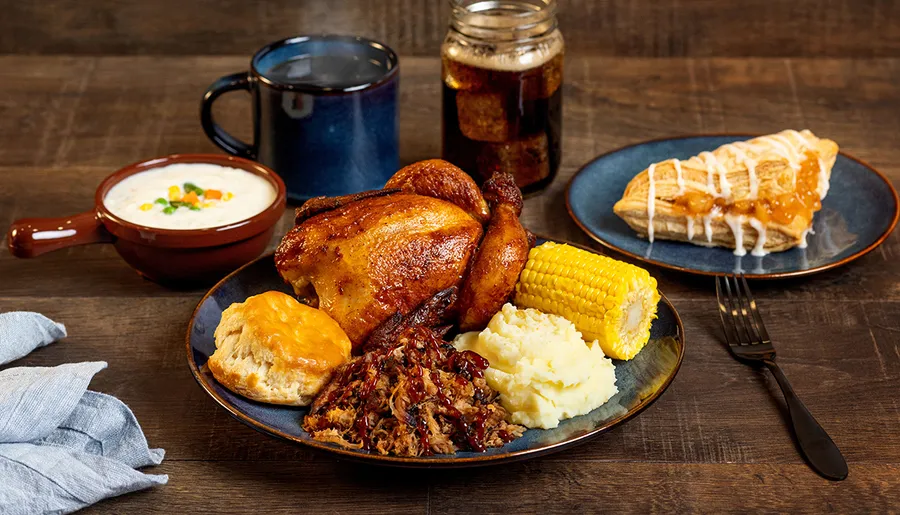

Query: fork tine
732;274;762;345
715;276;740;347
722;274;749;345
741;274;772;343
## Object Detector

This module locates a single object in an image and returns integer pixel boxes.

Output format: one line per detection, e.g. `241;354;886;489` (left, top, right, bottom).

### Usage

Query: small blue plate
567;135;899;278
186;237;684;468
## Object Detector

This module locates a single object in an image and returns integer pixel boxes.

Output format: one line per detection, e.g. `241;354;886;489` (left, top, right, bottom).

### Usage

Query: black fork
716;274;848;481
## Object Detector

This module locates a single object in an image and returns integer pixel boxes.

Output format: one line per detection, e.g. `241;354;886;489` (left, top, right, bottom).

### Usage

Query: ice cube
520;53;563;100
455;90;512;143
443;58;485;92
476;132;550;187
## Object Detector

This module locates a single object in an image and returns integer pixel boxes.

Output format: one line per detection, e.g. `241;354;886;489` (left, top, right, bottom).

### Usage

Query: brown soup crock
7;154;287;285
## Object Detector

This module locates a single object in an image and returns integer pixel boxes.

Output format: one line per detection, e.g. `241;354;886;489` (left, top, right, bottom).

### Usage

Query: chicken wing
457;173;531;331
385;159;491;224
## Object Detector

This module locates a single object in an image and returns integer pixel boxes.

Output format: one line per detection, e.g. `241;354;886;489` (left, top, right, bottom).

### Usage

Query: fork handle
763;359;848;481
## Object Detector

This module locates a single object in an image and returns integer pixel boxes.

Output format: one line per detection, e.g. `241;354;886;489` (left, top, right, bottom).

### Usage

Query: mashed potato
453;303;618;429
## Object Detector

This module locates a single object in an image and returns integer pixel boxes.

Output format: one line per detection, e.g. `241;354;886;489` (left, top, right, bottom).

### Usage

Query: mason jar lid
449;0;558;43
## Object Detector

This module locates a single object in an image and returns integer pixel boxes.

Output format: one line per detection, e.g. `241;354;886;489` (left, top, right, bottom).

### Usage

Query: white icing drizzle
724;214;747;256
788;129;814;148
646;163;656;243
817;157;830;200
673;159;686;196
716;159;731;199
754;137;793;168
762;133;804;190
723;144;759;200
779;130;831;202
799;227;815;249
700;151;730;199
733;256;744;274
732;140;751;152
746;159;759;200
659;131;826;255
747;217;769;257
699;152;718;196
769;134;803;161
721;143;739;158
703;214;714;243
751;139;785;160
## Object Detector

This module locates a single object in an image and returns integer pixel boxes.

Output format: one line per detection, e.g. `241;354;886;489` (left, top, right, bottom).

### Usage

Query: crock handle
200;71;257;159
7;211;114;258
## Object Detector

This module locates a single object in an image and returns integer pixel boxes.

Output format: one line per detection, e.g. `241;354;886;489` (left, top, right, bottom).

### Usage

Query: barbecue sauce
303;326;517;456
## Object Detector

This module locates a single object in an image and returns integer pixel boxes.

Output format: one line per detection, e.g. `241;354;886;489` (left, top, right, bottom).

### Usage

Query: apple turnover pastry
613;130;839;256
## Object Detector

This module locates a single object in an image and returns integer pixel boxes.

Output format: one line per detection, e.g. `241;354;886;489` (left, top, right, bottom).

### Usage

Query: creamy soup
104;163;277;230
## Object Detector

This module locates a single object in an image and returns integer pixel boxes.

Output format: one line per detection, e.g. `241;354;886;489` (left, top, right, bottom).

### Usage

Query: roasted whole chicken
275;159;531;349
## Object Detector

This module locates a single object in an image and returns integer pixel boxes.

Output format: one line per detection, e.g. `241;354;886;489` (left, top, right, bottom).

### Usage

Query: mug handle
200;71;256;159
7;211;114;258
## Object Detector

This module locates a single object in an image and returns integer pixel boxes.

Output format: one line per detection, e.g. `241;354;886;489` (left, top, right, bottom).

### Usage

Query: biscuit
208;291;351;406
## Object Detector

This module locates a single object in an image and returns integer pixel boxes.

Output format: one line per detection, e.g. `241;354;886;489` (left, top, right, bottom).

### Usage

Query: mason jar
441;0;564;194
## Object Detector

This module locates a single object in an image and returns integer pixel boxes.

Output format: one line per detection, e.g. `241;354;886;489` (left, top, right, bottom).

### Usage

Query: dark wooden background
4;0;900;57
2;0;900;513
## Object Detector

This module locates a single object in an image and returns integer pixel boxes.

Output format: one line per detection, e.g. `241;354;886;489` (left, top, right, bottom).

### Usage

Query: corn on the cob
513;242;660;360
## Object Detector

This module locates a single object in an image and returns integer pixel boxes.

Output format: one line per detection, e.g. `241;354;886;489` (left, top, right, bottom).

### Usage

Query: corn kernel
168;185;182;201
513;242;660;361
222;192;234;201
139;203;153;211
201;201;215;208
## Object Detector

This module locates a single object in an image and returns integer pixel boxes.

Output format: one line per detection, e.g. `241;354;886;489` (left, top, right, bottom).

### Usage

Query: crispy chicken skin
275;194;483;348
275;160;531;347
457;173;530;331
294;189;400;224
385;160;491;224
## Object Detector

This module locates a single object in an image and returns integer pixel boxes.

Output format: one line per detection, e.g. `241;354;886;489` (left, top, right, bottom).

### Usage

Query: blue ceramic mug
201;35;399;201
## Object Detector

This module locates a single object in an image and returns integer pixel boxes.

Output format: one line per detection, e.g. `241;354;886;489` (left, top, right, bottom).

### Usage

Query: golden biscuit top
234;291;351;373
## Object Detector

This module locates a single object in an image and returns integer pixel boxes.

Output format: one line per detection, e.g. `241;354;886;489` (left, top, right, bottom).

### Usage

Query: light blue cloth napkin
0;313;167;514
0;312;66;365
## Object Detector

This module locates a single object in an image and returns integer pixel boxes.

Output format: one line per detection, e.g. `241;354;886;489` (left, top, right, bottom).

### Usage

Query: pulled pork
303;326;524;456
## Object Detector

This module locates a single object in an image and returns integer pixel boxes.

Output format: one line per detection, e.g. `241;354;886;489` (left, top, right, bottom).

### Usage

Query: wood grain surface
1;44;900;515
3;0;900;57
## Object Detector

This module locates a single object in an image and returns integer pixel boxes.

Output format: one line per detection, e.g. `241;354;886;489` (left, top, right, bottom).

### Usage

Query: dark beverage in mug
266;54;389;89
201;35;399;201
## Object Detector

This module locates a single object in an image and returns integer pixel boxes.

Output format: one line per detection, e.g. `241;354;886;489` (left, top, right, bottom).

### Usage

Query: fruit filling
672;151;822;225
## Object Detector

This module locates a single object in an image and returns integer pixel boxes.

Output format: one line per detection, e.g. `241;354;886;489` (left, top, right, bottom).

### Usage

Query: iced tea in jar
442;0;563;194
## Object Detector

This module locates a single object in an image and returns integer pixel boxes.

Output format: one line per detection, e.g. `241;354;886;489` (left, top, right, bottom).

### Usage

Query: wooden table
2;52;900;512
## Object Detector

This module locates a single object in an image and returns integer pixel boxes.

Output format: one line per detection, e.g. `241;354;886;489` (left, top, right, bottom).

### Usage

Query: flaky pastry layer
613;130;839;253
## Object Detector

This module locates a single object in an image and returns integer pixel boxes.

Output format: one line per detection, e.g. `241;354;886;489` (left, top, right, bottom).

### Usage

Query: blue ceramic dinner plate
567;135;899;278
186;237;684;468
